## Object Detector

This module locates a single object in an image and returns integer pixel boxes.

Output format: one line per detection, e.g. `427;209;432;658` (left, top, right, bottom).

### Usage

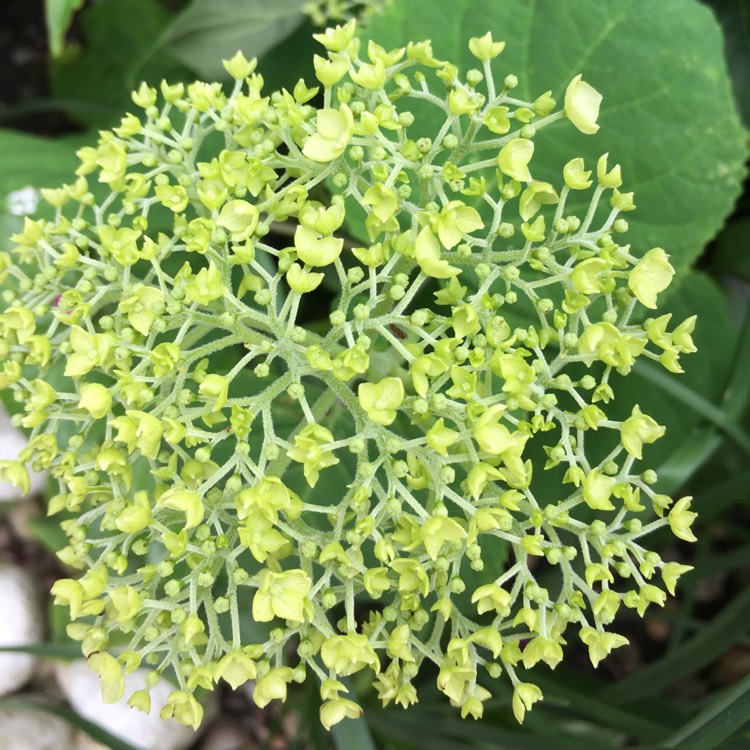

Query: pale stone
0;704;76;750
56;661;200;750
0;562;42;696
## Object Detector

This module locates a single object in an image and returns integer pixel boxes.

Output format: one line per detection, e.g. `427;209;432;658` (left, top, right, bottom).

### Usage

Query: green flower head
0;17;696;731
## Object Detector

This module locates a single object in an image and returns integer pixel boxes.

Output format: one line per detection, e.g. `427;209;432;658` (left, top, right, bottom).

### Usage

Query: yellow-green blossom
302;104;355;162
0;19;698;732
252;569;312;623
564;74;602;134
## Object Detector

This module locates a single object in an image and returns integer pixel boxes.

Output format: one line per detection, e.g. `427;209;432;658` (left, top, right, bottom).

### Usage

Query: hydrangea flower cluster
0;21;697;729
305;0;391;27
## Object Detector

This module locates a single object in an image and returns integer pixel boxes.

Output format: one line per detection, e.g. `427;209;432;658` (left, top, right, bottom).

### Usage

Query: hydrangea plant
0;20;698;730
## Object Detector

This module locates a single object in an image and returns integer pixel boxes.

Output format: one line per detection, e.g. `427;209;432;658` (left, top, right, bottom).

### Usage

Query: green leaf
632;359;750;456
158;0;307;80
648;274;750;494
691;468;750;523
368;706;615;750
532;672;674;742
0;129;91;326
331;712;378;750
45;0;86;58
702;0;750;124
27;515;69;553
360;0;747;273
303;674;330;750
327;677;378;750
605;272;739;484
695;543;750;578
662;672;750;749
0;128;87;196
0;698;141;750
256;18;318;95
50;0;191;129
0;97;124;127
601;587;750;704
49;597;76;647
0;207;23;256
709;217;750;282
0;642;81;660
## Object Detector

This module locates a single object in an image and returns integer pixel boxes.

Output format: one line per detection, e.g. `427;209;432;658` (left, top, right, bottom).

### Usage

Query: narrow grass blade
634;360;750;455
602;588;750;704
369;709;612;750
661;672;750;749
0;642;80;660
655;304;750;493
533;674;674;741
331;714;379;750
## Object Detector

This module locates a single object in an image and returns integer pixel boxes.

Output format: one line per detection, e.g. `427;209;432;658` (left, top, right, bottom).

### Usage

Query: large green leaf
0;128;87;196
256;18;319;95
702;0;750;125
50;0;191;129
361;0;747;273
157;0;307;80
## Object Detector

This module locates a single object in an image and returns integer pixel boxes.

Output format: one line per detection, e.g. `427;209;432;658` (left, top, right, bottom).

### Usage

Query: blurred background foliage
0;0;749;748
